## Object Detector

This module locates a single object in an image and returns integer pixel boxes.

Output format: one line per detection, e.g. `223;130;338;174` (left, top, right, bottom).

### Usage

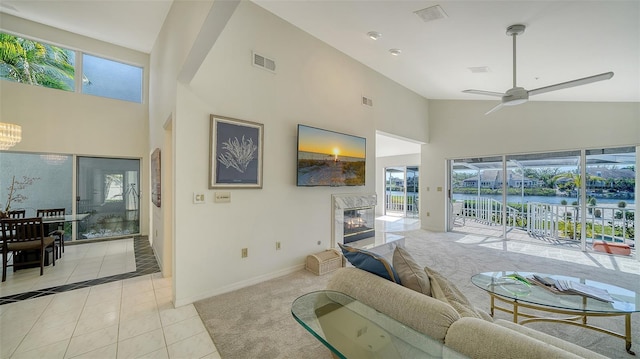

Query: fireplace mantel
332;193;377;248
331;193;405;260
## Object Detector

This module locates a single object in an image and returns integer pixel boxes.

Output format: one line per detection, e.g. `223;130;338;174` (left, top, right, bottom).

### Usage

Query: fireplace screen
343;207;375;243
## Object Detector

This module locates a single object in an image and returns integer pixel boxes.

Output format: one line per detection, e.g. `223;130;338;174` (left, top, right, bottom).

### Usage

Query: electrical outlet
241;248;248;258
276;242;281;250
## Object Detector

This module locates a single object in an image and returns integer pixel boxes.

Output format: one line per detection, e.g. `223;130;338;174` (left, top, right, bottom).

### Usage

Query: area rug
194;229;639;358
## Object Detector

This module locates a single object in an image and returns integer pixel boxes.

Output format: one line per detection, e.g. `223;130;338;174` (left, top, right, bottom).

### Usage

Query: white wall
148;1;215;280
0;14;150;235
168;1;429;305
421;99;640;232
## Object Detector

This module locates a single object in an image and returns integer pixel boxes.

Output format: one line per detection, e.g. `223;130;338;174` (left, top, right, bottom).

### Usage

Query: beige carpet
194;229;639;358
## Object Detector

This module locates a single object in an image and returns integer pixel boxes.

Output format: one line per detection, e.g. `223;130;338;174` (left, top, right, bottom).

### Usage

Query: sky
298;125;365;159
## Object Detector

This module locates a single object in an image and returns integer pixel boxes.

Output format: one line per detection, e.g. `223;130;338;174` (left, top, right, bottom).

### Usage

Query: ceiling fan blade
528;72;614;96
485;102;504;115
462;89;505;97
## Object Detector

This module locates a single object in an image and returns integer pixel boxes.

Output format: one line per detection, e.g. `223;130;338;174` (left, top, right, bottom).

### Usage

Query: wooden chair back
7;210;26;218
1;217;46;243
1;217;56;281
36;208;66;218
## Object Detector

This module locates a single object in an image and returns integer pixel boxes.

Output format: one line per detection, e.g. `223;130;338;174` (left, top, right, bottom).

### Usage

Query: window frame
0;30;145;104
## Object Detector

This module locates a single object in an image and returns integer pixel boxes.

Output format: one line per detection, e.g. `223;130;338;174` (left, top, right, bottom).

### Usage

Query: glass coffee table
291;290;468;359
471;271;638;355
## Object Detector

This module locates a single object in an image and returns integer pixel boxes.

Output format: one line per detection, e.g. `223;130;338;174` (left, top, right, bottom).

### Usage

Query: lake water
452;194;635;207
387;191;635;207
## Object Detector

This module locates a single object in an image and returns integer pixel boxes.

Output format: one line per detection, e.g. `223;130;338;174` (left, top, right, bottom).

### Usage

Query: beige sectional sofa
327;266;608;359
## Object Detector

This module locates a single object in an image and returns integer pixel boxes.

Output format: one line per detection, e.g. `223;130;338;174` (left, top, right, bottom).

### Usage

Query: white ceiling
376;133;422;157
253;0;639;103
2;0;638;156
0;0;173;53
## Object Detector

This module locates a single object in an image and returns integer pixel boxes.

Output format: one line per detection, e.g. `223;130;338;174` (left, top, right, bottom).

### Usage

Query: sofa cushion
327;267;460;343
446;317;588;359
338;243;401;283
494;319;608;359
424;266;486;320
392;246;431;296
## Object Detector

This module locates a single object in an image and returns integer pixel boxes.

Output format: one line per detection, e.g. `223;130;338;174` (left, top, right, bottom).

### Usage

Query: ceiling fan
463;24;614;115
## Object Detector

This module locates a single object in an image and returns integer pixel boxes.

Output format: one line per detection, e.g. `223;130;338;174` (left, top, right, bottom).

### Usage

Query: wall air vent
362;96;373;107
252;51;276;73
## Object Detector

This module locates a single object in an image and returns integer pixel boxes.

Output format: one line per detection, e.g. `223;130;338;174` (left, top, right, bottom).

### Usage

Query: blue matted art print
209;115;263;188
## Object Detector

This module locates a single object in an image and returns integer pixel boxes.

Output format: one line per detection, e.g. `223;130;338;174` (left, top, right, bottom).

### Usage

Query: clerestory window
0;32;143;103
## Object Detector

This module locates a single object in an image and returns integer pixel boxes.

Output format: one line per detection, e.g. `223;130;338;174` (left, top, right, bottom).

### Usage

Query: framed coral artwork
209;114;264;188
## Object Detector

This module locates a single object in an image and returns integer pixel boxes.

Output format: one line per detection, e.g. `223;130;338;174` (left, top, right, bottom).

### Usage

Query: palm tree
0;33;74;90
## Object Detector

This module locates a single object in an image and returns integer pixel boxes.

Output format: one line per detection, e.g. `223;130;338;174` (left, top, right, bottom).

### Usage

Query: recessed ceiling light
389;49;402;56
367;31;382;40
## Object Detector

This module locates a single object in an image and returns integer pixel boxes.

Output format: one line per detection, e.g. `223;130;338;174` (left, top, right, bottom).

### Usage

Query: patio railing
458;197;519;226
385;192;419;216
528;202;635;244
457;197;635;245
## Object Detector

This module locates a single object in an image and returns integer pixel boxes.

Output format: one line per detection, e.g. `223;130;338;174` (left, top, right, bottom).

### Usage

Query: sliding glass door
385;166;419;218
449;147;636;256
77;157;140;239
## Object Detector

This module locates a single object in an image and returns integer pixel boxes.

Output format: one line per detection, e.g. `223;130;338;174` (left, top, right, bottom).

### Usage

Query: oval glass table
291;290;468;359
471;271;639;355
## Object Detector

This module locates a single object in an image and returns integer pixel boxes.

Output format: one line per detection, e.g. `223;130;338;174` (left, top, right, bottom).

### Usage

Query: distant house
462;170;538;189
587;168;635;189
554;168;635;189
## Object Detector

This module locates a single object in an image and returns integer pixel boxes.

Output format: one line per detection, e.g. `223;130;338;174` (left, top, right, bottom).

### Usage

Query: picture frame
151;148;161;207
210;114;264;189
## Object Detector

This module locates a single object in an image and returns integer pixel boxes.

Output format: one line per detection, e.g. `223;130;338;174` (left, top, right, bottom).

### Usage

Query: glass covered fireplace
343;206;375;244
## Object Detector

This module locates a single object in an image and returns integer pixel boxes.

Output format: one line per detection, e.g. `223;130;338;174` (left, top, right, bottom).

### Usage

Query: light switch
193;193;205;204
215;192;231;203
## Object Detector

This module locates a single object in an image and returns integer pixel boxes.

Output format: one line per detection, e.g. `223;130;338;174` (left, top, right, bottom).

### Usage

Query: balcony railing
385;192;419;216
456;198;635;245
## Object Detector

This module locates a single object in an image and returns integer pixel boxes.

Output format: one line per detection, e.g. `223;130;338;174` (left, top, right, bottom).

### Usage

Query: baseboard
174;263;305;307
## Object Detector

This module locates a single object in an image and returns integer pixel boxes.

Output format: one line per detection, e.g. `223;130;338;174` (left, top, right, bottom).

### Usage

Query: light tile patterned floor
0;239;136;298
0;238;219;358
0;273;220;359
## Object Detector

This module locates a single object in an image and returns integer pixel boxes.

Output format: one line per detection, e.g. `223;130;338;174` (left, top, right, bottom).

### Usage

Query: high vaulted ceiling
1;1;638;157
1;1;638;104
253;0;639;104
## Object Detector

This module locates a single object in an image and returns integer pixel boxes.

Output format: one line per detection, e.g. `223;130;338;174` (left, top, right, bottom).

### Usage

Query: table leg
490;295;495;317
626;314;635;355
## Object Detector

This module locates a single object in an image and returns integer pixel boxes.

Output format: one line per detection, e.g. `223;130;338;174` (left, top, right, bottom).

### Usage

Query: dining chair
7;210;26;218
37;208;65;258
1;217;56;282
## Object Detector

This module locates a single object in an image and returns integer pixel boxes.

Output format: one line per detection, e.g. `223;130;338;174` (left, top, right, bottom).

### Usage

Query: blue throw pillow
338;243;401;284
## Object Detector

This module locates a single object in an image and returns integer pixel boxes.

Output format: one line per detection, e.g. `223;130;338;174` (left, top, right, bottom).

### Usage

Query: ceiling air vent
414;5;448;22
362;96;373;107
468;66;490;73
252;51;276;73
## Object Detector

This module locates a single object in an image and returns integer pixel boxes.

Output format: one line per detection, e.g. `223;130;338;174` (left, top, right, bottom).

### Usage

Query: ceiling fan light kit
463;24;614;115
